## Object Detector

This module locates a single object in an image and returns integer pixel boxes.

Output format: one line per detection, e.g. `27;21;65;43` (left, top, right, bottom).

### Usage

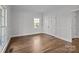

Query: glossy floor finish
6;33;76;53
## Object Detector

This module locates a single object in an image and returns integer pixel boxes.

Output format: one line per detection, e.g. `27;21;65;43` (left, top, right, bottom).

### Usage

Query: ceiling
10;5;79;13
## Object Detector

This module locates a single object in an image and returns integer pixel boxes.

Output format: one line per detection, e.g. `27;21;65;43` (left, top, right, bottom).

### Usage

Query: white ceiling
10;5;79;13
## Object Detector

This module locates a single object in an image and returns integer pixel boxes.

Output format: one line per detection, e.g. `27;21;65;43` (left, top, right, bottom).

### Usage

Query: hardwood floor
72;38;79;53
5;33;76;53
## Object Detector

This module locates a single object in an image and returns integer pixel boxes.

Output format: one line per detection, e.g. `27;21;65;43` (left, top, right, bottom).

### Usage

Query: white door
47;16;52;35
43;16;56;35
43;16;49;34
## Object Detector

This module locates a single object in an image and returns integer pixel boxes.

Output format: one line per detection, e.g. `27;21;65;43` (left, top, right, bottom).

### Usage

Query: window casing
0;6;7;51
34;18;40;29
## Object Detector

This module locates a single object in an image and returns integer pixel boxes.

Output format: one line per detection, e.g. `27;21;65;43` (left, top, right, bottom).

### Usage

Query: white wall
75;11;79;38
10;8;43;37
55;13;72;42
72;12;77;38
72;11;79;38
7;6;12;39
43;13;72;42
9;5;79;42
43;5;78;42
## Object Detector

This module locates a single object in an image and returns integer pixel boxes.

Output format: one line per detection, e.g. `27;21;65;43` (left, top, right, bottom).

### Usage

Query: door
43;16;56;35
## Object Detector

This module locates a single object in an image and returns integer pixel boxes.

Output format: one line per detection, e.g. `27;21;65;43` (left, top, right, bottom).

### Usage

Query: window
34;18;40;28
0;5;7;49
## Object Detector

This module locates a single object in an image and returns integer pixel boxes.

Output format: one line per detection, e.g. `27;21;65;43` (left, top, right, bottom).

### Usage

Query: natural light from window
34;18;40;29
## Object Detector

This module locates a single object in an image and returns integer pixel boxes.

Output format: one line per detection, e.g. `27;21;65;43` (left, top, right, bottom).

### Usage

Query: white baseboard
1;37;11;53
44;33;72;42
11;32;43;38
54;35;72;42
72;36;79;38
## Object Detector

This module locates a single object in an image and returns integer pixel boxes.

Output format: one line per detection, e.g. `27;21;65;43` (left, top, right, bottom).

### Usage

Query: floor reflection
32;35;41;52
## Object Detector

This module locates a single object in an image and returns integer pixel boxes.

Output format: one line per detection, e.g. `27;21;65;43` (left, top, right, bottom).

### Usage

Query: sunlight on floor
32;35;42;52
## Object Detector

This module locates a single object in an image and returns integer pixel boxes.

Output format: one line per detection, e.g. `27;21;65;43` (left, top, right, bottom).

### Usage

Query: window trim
34;18;40;29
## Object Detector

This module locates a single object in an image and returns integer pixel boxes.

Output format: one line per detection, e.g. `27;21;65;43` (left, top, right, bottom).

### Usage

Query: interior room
0;5;79;53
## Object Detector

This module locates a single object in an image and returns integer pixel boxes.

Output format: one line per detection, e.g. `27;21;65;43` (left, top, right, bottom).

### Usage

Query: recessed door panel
43;16;56;35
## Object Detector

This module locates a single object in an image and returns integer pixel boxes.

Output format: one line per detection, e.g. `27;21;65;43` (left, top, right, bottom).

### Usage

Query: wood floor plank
5;33;76;53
